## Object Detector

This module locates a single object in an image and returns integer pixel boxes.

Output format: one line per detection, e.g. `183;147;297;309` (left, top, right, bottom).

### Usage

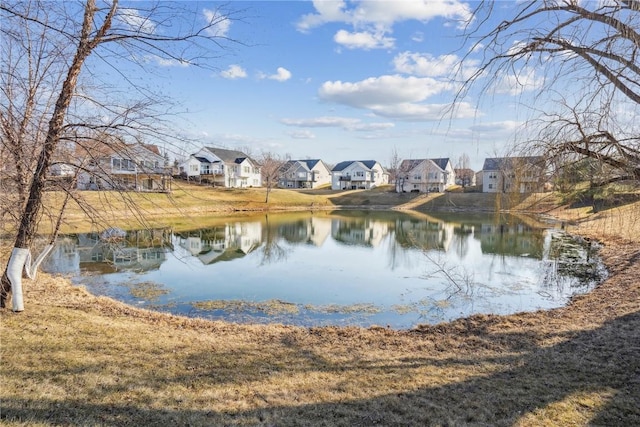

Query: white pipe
7;247;30;312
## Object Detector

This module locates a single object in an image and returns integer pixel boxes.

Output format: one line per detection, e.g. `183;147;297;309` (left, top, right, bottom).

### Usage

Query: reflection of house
331;160;389;190
396;158;456;193
41;237;80;274
394;218;453;251
278;216;331;246
177;222;262;264
481;157;545;193
179;147;261;188
44;230;171;274
331;218;390;247
278;160;332;189
77;142;171;192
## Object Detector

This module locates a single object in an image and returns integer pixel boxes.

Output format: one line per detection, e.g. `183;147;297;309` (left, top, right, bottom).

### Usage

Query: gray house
481;156;545;193
278;159;332;189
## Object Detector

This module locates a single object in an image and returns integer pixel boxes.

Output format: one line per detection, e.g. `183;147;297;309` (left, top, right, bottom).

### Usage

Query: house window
489;173;497;179
413;174;421;180
253;168;259;174
488;184;494;189
190;164;199;173
243;166;250;174
355;171;364;177
112;158;134;170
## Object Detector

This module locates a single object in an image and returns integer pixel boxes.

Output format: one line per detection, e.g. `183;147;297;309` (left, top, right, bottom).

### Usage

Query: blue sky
108;1;541;171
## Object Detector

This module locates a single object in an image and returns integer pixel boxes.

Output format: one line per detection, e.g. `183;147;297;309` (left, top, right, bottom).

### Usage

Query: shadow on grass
2;311;638;426
567;192;640;213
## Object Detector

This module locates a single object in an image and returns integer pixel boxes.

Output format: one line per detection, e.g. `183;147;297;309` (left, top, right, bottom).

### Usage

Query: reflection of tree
259;214;289;265
452;224;473;258
477;223;544;257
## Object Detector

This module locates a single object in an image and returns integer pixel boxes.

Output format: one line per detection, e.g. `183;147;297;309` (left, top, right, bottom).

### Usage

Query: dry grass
1;192;639;426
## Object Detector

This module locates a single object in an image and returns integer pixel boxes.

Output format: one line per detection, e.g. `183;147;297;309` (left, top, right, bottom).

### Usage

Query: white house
77;142;171;192
331;160;389;190
278;159;332;189
396;158;455;193
180;147;261;188
481;156;545;193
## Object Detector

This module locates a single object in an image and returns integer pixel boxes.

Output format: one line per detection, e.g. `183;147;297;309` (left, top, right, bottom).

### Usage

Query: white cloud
287;130;316;139
469;120;522;133
220;65;247;79
296;0;473;32
334;29;395;50
261;67;292;82
203;8;231;37
318;75;451;109
367;102;477;121
281;116;394;131
393;52;460;77
492;67;544;96
147;55;190;67
297;0;349;33
117;8;157;33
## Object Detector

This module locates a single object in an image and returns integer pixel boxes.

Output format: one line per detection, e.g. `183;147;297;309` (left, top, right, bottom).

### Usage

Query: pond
42;210;606;329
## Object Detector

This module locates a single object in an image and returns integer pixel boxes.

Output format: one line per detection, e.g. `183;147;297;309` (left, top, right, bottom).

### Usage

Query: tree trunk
0;0;116;310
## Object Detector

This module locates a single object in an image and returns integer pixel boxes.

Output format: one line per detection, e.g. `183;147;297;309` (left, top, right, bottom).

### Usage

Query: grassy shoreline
1;187;639;426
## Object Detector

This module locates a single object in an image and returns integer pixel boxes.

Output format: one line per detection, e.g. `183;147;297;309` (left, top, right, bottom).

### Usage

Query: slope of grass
1;192;639;425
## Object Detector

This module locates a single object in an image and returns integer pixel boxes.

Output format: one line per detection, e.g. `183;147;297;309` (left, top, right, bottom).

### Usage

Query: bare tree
0;0;244;310
455;153;473;187
388;147;401;187
461;1;640;183
259;151;286;204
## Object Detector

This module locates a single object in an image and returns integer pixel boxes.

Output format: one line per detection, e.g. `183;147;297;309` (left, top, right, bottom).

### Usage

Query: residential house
49;163;76;177
481;156;545;193
77;142;171;192
278;159;332;189
180;147;261;188
330;160;388;190
396;158;456;193
454;168;476;187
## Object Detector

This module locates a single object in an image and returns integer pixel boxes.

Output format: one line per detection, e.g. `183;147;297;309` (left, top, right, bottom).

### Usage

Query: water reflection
42;211;604;329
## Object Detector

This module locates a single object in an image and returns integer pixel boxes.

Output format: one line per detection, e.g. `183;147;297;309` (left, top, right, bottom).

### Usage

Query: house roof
203;147;255;164
278;160;298;174
280;159;328;173
482;156;544;171
399;159;445;173
142;144;161;155
431;158;451;170
301;159;322;169
194;156;210;164
332;160;379;172
76;139;165;163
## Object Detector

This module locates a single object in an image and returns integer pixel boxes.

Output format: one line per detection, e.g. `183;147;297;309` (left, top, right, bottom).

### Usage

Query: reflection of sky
43;212;599;328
